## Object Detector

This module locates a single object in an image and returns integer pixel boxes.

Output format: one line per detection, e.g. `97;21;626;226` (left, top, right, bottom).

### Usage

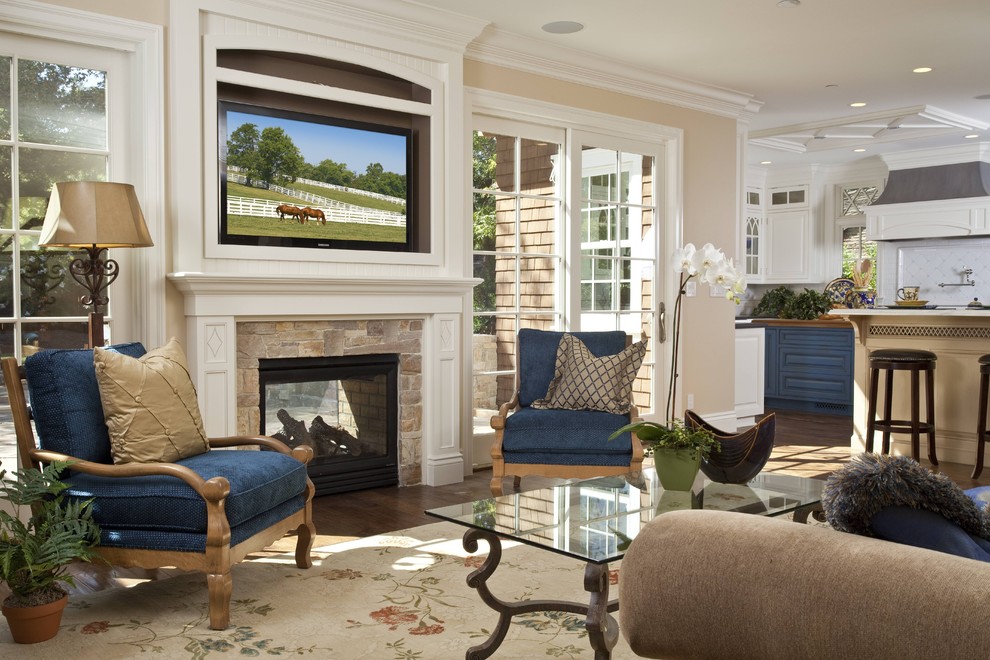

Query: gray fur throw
823;453;990;539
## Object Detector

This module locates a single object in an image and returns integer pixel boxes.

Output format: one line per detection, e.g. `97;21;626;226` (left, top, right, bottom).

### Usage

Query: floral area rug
0;522;636;659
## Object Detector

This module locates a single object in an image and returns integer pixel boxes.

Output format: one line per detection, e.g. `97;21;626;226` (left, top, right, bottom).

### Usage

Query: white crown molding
0;0;151;50
469;88;683;144
881;142;990;170
749;105;989;155
204;0;489;56
466;26;762;120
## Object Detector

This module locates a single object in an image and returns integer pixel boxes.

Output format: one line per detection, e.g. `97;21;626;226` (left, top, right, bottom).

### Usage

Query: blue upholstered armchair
488;329;645;496
1;344;315;630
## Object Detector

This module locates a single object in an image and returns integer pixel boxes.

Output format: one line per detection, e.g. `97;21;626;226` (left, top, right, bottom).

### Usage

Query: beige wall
39;0;167;24
465;61;739;417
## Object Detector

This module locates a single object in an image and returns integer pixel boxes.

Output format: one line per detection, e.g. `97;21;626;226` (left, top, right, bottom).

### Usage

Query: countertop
831;307;990;317
735;317;853;328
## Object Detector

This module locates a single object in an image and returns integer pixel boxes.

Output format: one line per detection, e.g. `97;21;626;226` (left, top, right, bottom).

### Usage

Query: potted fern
0;461;101;643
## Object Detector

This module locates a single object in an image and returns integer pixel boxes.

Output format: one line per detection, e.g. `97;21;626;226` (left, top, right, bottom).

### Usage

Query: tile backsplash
877;236;990;306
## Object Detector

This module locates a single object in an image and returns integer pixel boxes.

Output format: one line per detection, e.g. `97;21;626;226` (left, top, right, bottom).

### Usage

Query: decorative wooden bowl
685;409;776;484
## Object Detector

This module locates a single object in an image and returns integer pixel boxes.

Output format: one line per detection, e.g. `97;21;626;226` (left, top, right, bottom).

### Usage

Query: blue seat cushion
870;506;990;562
517;329;627;407
24;342;147;464
65;450;308;543
502;407;632;466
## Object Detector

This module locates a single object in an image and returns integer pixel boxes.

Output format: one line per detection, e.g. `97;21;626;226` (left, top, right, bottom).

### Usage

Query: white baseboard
694;409;740;432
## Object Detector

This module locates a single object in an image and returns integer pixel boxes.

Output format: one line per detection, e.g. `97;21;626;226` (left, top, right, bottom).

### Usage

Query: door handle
658;301;667;343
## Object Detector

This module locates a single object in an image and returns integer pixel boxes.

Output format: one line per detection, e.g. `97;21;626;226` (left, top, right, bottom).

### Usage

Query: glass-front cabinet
743;187;762;280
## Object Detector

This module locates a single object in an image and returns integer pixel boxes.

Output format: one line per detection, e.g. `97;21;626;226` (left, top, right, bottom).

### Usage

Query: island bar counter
832;308;990;469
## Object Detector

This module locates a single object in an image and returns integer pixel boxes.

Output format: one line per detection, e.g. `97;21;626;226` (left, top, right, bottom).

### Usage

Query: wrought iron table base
462;528;619;660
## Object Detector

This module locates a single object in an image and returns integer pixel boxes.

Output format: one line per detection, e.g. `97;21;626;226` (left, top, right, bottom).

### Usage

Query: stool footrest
872;420;935;434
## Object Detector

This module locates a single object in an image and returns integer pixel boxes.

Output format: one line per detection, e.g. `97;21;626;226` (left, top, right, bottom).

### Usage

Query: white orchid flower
691;242;725;277
704;258;735;288
671;243;697;274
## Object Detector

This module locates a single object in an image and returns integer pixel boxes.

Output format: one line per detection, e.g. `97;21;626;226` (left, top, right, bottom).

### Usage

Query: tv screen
218;100;414;253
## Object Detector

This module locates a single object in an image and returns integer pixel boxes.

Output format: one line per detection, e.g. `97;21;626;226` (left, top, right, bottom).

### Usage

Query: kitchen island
831;307;990;470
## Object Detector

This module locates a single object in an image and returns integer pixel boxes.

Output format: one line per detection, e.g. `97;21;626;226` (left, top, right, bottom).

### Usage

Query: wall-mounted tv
218;100;415;253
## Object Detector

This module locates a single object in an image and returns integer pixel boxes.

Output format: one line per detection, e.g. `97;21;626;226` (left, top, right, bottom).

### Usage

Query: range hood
871;161;990;205
865;150;990;241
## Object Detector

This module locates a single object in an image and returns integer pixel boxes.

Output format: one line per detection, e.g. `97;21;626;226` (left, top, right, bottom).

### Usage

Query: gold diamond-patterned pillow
531;333;647;414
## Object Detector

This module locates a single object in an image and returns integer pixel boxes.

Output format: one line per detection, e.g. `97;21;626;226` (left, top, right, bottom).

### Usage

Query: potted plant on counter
609;418;719;491
0;461;101;643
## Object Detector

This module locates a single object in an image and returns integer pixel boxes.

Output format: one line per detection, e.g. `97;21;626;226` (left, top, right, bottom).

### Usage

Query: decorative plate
894;300;930;306
823;278;856;308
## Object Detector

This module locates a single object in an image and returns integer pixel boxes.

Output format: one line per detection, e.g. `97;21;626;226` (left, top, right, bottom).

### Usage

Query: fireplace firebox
259;354;399;496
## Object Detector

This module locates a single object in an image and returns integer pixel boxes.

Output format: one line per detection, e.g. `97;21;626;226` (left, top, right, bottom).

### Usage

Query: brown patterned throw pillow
532;333;647;414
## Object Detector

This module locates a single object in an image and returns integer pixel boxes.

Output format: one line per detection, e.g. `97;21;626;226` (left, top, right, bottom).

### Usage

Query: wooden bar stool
865;348;937;465
972;354;990;479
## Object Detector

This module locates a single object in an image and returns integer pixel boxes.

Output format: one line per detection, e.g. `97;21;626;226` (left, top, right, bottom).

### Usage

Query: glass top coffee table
426;468;825;659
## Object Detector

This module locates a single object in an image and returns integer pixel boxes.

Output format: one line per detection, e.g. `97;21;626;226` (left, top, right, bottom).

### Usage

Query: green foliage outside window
472;132;497;334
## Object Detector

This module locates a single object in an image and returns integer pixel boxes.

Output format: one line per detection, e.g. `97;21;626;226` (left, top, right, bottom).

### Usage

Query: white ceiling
411;0;990;168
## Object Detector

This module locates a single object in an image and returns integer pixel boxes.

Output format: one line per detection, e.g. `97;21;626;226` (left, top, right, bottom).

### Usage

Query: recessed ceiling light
541;21;584;34
760;160;773;165
912;67;933;74
964;134;980;139
777;0;801;7
849;102;867;108
853;148;867;153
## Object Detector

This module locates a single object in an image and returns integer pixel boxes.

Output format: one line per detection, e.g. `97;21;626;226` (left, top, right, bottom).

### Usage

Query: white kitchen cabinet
743;183;817;283
735;326;765;426
768;185;808;210
763;210;813;282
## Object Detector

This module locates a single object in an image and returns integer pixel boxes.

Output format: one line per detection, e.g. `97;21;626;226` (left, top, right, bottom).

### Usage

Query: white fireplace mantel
168;272;478;487
169;272;478;316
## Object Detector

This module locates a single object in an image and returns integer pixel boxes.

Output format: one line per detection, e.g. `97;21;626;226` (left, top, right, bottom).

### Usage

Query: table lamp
39;181;153;348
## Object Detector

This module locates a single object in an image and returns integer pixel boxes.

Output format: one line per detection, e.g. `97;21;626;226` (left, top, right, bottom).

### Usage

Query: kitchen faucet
938;266;976;288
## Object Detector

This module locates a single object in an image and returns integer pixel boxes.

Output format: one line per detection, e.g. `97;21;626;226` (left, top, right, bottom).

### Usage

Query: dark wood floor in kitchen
48;408;990;599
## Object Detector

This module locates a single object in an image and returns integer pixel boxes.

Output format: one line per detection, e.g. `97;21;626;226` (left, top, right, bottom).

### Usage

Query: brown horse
300;207;327;225
275;204;304;223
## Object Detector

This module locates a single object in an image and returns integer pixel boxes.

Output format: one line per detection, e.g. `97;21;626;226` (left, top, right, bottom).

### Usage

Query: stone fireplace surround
168;274;475;487
238;319;420;486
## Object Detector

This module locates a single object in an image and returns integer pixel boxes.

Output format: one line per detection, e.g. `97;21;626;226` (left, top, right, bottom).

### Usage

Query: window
837;184;880;289
471;126;565;430
577;145;656;413
470;118;665;455
0;49;112;358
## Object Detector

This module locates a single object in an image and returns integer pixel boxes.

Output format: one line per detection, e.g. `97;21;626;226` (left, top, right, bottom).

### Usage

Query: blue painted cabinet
763;325;853;415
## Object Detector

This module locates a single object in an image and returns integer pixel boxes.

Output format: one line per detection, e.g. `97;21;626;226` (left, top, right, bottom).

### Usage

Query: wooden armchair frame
1;356;316;630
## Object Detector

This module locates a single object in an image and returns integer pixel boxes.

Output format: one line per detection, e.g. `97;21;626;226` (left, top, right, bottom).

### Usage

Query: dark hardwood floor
34;408;990;599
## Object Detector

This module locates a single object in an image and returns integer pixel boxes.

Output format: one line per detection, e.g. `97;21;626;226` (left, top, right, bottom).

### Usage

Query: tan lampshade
40;181;154;248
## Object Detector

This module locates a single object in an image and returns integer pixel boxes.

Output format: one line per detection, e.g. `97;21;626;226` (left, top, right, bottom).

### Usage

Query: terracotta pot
2;594;68;644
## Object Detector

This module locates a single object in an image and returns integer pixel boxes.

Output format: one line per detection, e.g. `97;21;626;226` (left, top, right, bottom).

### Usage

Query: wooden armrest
209;435;314;464
29;449;228;502
490;393;520;430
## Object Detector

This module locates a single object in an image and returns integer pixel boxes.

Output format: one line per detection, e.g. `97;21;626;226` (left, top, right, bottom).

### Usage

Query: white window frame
1;0;165;350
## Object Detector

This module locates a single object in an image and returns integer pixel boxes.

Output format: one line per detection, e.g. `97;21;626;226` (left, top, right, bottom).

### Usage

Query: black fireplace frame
258;354;399;496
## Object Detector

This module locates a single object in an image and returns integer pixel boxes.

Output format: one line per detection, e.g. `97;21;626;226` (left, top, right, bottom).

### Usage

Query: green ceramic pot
654;447;702;491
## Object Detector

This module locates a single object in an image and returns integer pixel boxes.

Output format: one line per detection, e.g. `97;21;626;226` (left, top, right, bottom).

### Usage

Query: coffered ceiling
410;0;990;167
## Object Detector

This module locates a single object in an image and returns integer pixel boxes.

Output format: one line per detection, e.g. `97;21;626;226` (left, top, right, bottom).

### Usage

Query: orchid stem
666;272;690;423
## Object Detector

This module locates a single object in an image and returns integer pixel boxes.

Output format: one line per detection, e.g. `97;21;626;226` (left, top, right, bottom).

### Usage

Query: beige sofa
619;509;990;660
